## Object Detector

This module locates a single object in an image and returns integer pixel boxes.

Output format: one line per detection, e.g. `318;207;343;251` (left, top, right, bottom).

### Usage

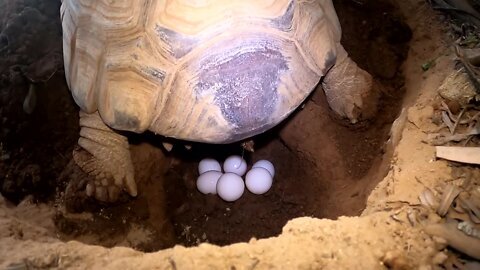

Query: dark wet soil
0;0;411;251
0;0;78;204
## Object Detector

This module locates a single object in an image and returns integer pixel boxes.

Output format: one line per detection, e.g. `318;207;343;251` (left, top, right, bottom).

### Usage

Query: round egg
245;167;273;195
216;173;245;202
252;160;275;177
196;171;223;194
223;155;247;176
198;158;222;174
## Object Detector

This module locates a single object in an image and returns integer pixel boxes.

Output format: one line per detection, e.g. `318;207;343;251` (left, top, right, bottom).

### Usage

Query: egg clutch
197;156;275;202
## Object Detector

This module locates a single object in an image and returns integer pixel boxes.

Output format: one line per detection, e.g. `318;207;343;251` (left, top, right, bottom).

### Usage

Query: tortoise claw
74;146;134;202
73;111;137;202
322;45;379;123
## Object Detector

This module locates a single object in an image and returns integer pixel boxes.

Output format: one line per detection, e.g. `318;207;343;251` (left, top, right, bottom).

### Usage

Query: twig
452;107;467;134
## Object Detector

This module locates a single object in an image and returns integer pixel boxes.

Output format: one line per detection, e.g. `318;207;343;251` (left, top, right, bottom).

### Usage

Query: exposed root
425;221;480;260
420;168;480;261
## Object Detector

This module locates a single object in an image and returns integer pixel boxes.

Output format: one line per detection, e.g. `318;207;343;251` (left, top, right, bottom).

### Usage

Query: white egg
198;158;222;174
252;159;275;177
196;171;223;194
216;173;245;202
245;167;273;195
223;155;247;176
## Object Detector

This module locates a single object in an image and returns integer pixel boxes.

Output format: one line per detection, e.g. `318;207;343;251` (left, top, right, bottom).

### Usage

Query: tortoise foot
322;45;379;123
73;111;137;202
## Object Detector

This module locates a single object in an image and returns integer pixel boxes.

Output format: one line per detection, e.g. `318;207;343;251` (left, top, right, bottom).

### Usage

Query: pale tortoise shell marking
61;0;341;143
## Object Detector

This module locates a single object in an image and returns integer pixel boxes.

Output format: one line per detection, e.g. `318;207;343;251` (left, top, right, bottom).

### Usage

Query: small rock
26;253;59;268
438;68;478;106
381;251;410;270
431;252;447;265
0;153;10;161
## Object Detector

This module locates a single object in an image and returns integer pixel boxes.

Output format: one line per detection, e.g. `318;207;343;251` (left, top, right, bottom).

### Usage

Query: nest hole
56;0;412;251
1;0;412;252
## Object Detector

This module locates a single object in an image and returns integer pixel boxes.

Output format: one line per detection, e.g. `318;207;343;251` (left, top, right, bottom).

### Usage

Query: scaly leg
322;44;378;123
73;111;137;202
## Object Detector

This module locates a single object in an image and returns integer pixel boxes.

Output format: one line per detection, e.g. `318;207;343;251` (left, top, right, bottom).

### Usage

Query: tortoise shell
61;0;341;143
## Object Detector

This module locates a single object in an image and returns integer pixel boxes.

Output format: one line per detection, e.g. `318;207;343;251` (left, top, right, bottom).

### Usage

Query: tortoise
60;0;377;202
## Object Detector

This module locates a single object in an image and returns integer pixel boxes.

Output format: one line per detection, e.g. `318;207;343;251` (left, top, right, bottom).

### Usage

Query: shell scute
62;0;341;142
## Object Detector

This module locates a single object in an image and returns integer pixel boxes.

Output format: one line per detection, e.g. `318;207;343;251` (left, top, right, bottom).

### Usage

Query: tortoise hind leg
73;111;137;202
322;45;379;123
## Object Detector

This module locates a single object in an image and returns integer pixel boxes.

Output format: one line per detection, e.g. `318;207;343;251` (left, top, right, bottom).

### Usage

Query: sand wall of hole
0;0;457;268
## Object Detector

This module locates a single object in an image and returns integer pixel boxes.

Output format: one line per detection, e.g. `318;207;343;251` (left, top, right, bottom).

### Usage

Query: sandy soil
0;0;478;269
